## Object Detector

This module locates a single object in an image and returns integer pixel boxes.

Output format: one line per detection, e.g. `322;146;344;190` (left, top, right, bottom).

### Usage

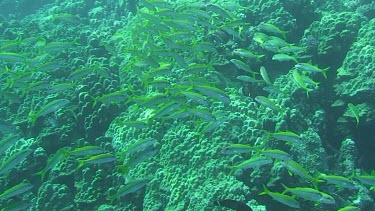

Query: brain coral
335;18;375;100
301;12;367;60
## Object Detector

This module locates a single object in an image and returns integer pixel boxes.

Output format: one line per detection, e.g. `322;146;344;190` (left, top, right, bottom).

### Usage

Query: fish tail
281;183;290;194
322;71;327;79
5;77;14;89
263;130;271;142
282;30;288;40
28;112;38;126
259;184;269;195
77;160;85;169
311;177;322;190
60;148;70;157
34;170;46;182
87;95;97;107
118;164;129;175
227;166;236;176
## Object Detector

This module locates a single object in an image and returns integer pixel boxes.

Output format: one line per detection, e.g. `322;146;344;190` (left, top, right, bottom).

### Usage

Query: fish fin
312;177;323;190
228;166;236;176
305;88;314;98
348;169;356;179
77;160;85;169
88;95;97;108
322;71;327;79
281;183;289;194
259;184;269;195
118;164;129;175
263;130;271;142
34;170;47;182
28;112;38;126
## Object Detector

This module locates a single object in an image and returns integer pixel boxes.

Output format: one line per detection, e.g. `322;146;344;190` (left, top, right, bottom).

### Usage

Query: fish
266;130;302;144
348;103;360;127
354;174;375;186
0;149;33;175
0;134;21;155
221;144;258;155
96;67;112;78
263;86;287;95
282;184;335;204
34;148;68;181
148;79;171;88
201;116;228;134
337;206;360;211
261;41;280;52
206;3;233;19
278;45;306;54
93;90;128;107
193;85;231;104
187;108;216;122
272;54;298;63
0;120;18;134
0;181;33;200
0;52;27;63
141;0;156;11
23;36;45;45
121;138;157;155
42;40;77;53
260;149;292;161
214;199;253;211
255;96;284;112
52;13;81;24
147;0;173;9
6;72;35;88
69;66;94;81
180;91;209;106
77;153;117;169
133;94;167;108
167;32;194;41
295;63;329;78
24;81;51;92
230;59;256;75
236;75;261;83
119;147;158;174
253;32;269;45
265;37;291;49
150;101;181;119
260;66;272;85
193;42;217;53
221;25;243;40
107;179;149;203
300;74;320;88
66;146;105;157
146;63;173;78
230;156;273;175
259;185;300;209
47;83;75;94
280;160;315;182
164;109;191;120
0;37;23;50
292;69;313;97
258;22;288;39
28;99;70;125
0;200;32;211
1;91;22;103
232;48;264;60
184;63;213;75
32;59;63;72
317;173;356;189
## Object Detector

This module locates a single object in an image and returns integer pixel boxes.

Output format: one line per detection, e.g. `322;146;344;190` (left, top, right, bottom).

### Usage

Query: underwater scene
0;0;375;210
